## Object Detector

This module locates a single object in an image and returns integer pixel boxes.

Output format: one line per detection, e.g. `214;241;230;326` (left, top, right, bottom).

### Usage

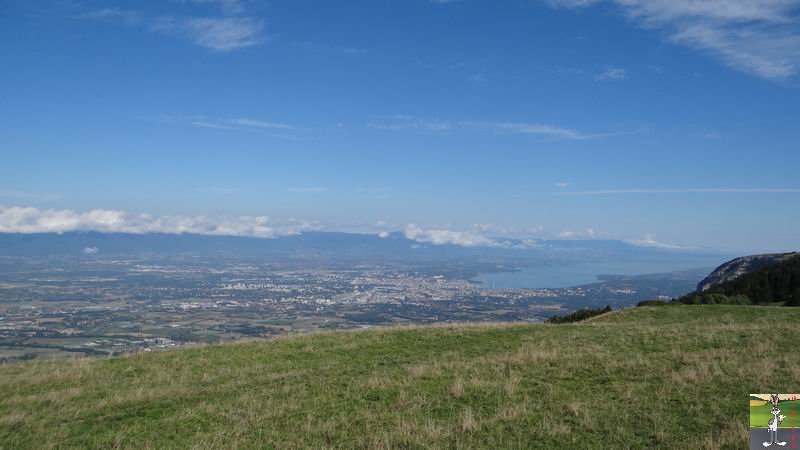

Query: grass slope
1;306;799;449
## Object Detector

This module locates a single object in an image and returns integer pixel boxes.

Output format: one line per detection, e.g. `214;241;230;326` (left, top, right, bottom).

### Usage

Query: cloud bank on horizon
0;206;503;246
0;206;696;251
0;206;317;238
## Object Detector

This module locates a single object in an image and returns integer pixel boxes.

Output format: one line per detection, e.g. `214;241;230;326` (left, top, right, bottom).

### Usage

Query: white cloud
625;235;695;249
555;182;571;188
404;224;497;247
82;246;99;255
0;206;318;238
548;0;800;80
557;228;597;238
594;66;627;81
471;223;493;233
378;231;391;239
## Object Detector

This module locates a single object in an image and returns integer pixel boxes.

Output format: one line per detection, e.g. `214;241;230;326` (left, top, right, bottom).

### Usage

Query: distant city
0;237;713;363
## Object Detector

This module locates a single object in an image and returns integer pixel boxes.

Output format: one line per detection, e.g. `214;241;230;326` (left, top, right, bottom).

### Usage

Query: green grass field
1;305;799;449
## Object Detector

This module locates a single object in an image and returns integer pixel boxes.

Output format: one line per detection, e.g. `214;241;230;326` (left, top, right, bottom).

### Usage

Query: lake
473;260;715;289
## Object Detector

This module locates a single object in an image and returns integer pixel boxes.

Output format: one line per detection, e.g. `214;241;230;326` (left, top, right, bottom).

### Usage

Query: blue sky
1;0;799;251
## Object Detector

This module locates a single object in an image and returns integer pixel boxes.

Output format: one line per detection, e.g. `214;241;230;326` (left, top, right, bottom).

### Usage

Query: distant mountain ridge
0;231;723;261
696;252;798;292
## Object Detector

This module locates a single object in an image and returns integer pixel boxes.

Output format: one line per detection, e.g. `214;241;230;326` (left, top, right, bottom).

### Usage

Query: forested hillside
680;254;800;306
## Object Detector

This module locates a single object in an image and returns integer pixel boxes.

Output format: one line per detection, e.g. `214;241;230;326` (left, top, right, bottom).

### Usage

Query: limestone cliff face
697;252;798;292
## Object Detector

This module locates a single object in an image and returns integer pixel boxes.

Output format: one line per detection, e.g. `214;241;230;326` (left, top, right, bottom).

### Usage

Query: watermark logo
750;394;798;449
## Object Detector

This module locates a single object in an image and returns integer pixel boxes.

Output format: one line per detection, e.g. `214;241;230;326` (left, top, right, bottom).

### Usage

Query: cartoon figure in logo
764;394;787;447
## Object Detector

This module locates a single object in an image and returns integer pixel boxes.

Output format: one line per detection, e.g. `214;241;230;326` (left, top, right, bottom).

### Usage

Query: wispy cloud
369;116;634;140
492;122;636;140
692;131;723;139
163;115;310;139
0;189;61;202
368;115;455;133
547;0;598;7
77;8;143;23
493;122;587;139
0;206;318;238
178;0;246;15
292;42;366;56
227;118;294;130
594;66;627;81
152;16;264;51
557;188;800;195
466;72;488;84
548;0;800;80
75;2;264;52
190;120;243;131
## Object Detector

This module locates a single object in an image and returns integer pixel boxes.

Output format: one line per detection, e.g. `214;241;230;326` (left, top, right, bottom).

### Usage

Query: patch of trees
636;300;672;307
678;293;751;305
678;254;800;306
545;305;612;324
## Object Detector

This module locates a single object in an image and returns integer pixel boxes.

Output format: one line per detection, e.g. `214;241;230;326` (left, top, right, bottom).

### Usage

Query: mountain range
0;232;728;269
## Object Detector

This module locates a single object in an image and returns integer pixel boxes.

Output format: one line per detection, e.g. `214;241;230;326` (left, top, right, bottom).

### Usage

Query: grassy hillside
1;306;798;449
